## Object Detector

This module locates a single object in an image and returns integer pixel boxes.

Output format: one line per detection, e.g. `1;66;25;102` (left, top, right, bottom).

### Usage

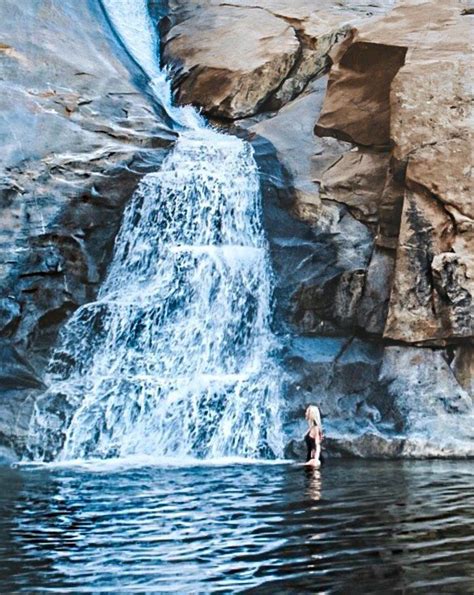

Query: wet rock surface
0;0;171;454
0;0;170;359
0;342;43;457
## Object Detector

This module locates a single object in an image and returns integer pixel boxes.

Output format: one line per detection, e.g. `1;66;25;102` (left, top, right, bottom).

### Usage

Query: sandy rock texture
0;0;171;455
160;0;396;119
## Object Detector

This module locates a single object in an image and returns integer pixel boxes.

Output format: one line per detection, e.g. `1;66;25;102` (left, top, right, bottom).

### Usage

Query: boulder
384;186;472;344
315;37;406;147
283;341;474;459
162;4;300;119
161;0;397;119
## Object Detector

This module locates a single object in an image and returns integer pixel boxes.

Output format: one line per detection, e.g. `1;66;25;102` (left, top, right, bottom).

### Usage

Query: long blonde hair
305;404;322;429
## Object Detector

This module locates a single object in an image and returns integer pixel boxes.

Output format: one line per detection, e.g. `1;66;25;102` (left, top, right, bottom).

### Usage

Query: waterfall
26;0;283;461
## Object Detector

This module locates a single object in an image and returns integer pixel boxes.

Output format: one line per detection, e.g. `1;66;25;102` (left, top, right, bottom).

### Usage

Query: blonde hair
305;404;322;428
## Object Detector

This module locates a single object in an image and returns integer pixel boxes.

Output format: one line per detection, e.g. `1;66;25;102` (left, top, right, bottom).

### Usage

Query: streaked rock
316;0;473;346
0;0;170;368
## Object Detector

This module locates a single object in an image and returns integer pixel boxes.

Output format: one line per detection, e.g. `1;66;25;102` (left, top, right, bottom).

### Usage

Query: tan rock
162;5;300;119
319;149;390;226
162;0;397;119
315;37;407;146
406;139;473;223
316;0;473;345
390;60;471;164
384;187;473;343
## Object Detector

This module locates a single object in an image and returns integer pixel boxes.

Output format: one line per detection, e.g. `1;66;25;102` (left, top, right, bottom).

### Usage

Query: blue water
1;460;473;592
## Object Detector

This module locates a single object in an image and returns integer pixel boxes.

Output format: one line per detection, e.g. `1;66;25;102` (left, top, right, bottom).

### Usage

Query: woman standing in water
304;405;323;467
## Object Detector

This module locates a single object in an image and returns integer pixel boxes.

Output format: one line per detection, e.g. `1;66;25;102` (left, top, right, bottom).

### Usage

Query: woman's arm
314;439;321;463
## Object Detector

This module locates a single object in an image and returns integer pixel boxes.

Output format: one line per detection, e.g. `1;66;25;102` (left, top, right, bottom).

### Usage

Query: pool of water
1;459;473;592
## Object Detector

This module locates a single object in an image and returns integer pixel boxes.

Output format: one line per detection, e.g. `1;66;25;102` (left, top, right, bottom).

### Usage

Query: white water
102;0;203;129
26;0;283;461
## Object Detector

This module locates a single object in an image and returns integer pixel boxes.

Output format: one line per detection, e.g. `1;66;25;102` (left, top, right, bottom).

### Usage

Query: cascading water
26;1;283;461
101;0;203;130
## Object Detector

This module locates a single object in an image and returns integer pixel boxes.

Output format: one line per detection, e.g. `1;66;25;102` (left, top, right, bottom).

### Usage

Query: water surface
1;460;473;592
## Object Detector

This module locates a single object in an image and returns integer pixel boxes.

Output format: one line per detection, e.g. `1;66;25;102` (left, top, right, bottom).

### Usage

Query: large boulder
162;4;300;119
161;0;397;119
319;150;391;228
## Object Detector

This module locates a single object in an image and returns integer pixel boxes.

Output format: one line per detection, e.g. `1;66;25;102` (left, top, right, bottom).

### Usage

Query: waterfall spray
26;1;283;461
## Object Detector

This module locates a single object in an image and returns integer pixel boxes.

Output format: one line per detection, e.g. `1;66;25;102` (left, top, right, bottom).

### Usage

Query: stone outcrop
162;4;300;119
160;0;473;457
315;0;473;346
161;0;396;119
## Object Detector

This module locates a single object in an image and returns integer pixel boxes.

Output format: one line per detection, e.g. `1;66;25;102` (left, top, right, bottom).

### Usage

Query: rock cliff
159;0;473;457
0;0;171;457
316;0;473;347
0;0;472;459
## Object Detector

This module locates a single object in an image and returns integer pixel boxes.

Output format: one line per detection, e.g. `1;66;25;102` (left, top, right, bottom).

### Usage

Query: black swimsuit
305;431;317;462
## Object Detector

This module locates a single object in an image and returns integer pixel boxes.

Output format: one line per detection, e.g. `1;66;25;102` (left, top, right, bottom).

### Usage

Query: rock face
161;0;396;119
0;342;44;456
0;0;170;456
315;0;473;346
1;0;472;460
311;0;473;454
161;0;473;457
0;0;168;361
162;4;299;119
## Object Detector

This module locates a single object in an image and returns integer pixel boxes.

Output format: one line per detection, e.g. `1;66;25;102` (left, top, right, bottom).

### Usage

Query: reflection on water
0;460;473;592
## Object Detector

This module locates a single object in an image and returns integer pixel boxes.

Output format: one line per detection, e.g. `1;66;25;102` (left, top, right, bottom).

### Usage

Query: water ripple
1;460;473;592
